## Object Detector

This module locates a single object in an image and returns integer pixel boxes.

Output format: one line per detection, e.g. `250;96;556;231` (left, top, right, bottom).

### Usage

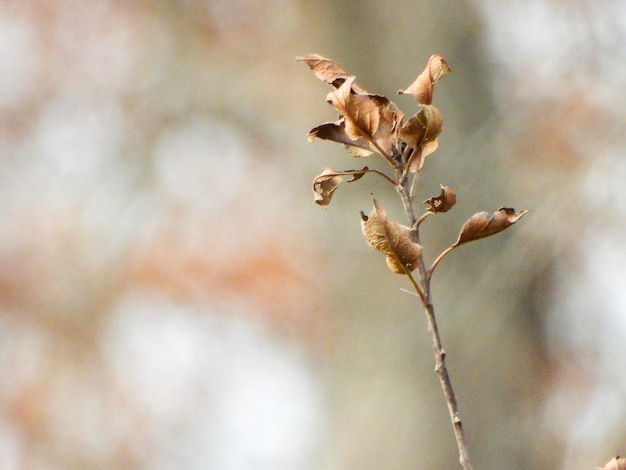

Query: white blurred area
0;295;324;469
1;1;626;469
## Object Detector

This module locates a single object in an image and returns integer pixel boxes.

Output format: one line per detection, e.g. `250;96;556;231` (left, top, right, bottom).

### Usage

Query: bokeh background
1;1;625;469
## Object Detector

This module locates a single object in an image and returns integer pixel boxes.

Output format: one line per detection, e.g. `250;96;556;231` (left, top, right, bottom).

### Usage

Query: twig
413;212;431;231
419;284;473;470
398;181;473;470
429;244;456;276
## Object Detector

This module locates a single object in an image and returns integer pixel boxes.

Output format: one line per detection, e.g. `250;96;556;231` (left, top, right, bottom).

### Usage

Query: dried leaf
345;145;375;158
312;168;343;208
398;54;451;105
597;457;626;470
399;105;443;171
312;167;370;208
326;77;403;156
346;167;369;182
327;77;380;139
360;198;422;274
308;119;373;156
453;208;528;247
296;54;368;93
424;185;457;213
400;105;443;149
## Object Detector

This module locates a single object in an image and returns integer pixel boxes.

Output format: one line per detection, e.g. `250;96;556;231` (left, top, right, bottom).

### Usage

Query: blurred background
0;0;625;468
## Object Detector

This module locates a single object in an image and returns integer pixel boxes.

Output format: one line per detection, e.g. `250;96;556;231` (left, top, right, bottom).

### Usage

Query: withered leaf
399;105;443;171
453;208;528;247
360;198;422;274
424;185;457;213
326;77;403;156
346;167;369;182
308;119;373;157
400;105;443;149
312;167;370;208
327;77;380;138
313;168;343;209
597;457;626;470
296;54;368;93
398;54;451;105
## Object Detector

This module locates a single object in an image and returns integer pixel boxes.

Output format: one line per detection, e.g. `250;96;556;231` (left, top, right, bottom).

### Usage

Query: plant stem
420;284;473;470
429;244;456;276
398;181;473;470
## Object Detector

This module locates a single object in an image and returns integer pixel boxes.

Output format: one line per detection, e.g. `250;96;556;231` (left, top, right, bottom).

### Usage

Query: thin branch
396;147;424;200
404;269;427;306
402;147;419;180
409;170;420;200
413;211;431;231
368;169;399;187
401;142;413;167
397;183;417;227
429;244;456;276
421;300;473;470
321;168;398;188
397;181;473;470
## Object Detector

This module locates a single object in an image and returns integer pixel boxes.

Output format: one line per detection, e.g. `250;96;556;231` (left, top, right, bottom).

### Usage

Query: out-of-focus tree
1;1;625;469
0;1;329;469
481;1;626;467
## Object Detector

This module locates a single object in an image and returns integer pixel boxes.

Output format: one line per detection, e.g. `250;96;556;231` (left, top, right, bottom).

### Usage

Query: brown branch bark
421;292;473;470
397;177;473;470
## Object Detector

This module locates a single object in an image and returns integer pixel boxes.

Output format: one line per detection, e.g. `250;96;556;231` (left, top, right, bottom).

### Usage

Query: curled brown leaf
296;54;368;93
312;167;370;208
399;104;443;172
325;77;403;157
453;208;528;246
399;105;443;147
398;54;451;105
327;77;380;139
308;119;373;157
312;168;343;209
360;198;422;274
424;185;457;213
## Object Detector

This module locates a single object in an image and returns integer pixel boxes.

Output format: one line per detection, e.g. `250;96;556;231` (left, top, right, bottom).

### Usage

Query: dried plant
297;53;528;469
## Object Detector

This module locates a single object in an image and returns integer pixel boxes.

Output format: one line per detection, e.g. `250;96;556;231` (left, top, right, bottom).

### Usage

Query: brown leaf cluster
298;53;451;207
313;74;404;157
360;198;422;274
299;53;527;274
